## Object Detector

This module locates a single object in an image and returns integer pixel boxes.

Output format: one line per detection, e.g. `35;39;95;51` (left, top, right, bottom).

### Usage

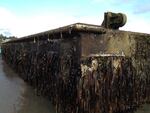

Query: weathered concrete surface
81;30;150;57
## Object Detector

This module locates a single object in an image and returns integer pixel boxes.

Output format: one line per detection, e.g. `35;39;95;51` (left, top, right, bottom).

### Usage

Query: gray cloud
0;28;12;36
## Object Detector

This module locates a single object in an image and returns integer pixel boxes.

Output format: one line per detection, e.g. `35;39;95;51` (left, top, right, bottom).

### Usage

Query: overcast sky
0;0;150;37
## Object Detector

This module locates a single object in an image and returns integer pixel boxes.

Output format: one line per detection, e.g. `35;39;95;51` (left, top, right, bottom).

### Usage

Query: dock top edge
3;23;106;44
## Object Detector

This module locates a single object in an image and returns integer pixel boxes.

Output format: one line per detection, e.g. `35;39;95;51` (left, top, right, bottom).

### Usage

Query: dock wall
1;29;150;113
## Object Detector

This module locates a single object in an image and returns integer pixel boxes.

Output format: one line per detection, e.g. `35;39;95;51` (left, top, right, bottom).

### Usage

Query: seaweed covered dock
1;12;150;113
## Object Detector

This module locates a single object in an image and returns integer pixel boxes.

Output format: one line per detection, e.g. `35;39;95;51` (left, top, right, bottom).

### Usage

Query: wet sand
0;57;55;113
